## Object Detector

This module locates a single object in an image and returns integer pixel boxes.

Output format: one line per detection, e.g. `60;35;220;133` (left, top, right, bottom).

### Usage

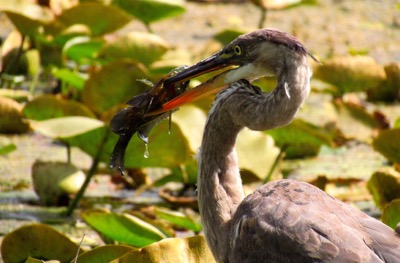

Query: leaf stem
65;129;110;216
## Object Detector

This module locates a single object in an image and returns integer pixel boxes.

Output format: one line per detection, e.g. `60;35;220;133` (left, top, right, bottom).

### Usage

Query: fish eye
234;45;242;55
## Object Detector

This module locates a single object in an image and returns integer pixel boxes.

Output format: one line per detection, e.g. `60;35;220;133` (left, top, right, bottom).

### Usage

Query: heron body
160;29;400;262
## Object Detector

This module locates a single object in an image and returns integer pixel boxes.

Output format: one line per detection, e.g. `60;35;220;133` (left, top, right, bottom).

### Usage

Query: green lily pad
111;0;185;25
373;128;400;164
0;224;80;263
75;245;135;263
382;199;400;230
81;60;149;115
154;207;202;233
30;116;104;138
23;94;95;120
0;96;30;133
57;2;132;36
314;56;386;96
98;32;169;66
266;119;332;159
0;143;17;155
81;209;166;247
213;28;252;45
62;36;105;64
51;67;88;90
114;235;214;263
32;161;85;206
367;169;400;210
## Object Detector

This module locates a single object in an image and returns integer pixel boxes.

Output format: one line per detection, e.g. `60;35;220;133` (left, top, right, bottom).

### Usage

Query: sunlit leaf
51;68;88;89
373;128;400;164
30;116;104;138
111;0;185;25
154;207;202;233
314;56;386;96
81;209;166;247
266;119;332;158
57;2;132;36
32;161;85;206
382;199;400;230
23;94;95;120
75;245;135;263
0;143;17;155
149;48;192;76
115;235;215;263
62;36;105;63
333;100;379;140
367;169;400;210
0;224;79;263
81;60;149;115
0;96;30;133
214;28;251;45
99;32;169;66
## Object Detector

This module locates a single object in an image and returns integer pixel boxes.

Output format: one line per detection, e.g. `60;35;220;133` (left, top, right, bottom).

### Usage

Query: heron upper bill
147;53;240;115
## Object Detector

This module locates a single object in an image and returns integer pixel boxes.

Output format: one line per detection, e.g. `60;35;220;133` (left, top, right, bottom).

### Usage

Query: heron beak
147;52;240;115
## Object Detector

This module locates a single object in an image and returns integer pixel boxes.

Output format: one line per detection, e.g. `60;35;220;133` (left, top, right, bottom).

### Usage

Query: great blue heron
153;28;400;263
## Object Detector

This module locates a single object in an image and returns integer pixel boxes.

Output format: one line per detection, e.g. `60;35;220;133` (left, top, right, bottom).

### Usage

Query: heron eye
234;45;242;55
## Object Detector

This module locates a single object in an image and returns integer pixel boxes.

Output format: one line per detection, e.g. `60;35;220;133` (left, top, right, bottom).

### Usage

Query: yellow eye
234;45;242;55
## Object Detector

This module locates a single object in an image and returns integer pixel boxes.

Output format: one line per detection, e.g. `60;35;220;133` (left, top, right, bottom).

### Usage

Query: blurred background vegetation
0;0;399;262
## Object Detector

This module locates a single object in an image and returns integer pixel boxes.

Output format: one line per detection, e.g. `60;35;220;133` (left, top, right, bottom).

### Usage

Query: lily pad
62;36;105;64
57;2;132;36
75;245;135;263
81;60;149;115
154;207;202;233
382;199;400;230
367;62;400;102
213;28;252;45
266;118;332;159
51;67;88;90
367;168;400;210
32;161;85;206
0;96;30;133
372;128;400;164
81;209;166;247
1;224;80;263
314;56;386;96
99;32;169;67
0;143;17;155
113;235;215;263
111;0;186;25
30;116;104;138
23;94;95;120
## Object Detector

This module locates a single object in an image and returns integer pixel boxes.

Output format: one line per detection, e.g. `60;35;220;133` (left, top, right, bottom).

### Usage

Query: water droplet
144;143;149;158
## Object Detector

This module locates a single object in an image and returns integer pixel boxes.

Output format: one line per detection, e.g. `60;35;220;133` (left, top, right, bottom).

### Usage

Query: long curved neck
198;55;312;262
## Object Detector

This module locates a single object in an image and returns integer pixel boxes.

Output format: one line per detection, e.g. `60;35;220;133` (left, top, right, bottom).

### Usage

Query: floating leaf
74;245;135;263
111;0;185;25
155;207;202;233
367;169;400;210
114;235;215;263
62;36;105;63
332;100;379;140
0;224;79;263
0;96;30;133
149;48;192;75
30;116;104;138
23;94;95;120
81;60;149;115
57;2;132;36
382;199;400;230
82;209;166;247
373;128;400;164
314;56;386;96
51;67;88;90
266;119;332;159
0;143;16;155
99;32;169;66
367;62;400;102
214;28;251;45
